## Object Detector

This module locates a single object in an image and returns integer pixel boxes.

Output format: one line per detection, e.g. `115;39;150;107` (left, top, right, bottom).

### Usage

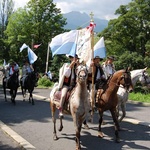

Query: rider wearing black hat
58;54;79;118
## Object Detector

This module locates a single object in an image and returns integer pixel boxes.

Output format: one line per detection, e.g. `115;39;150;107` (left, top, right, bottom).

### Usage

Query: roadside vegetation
129;92;150;103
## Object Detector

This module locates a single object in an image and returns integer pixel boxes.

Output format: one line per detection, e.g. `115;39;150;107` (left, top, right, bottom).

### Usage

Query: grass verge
129;92;150;103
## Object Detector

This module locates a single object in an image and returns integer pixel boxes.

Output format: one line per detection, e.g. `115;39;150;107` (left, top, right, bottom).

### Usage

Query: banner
28;47;38;64
20;43;28;52
75;28;91;62
34;43;42;49
49;30;78;56
94;37;106;58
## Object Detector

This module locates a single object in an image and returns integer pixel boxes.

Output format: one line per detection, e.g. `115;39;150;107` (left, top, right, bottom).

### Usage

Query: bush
38;77;53;87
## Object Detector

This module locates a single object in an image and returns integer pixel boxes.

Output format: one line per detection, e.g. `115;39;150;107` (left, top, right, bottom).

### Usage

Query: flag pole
45;42;50;73
90;12;95;123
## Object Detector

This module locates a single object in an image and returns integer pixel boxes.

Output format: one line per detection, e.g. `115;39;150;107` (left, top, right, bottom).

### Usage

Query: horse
50;64;90;150
2;70;19;105
117;67;150;122
95;68;133;143
20;71;38;105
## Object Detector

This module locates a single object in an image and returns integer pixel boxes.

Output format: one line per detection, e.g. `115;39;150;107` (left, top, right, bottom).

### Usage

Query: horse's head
139;67;150;86
28;71;37;82
118;68;133;93
76;64;88;83
10;70;19;79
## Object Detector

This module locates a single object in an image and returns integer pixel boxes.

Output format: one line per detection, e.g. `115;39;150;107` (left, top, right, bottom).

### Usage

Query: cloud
55;0;132;20
14;0;132;20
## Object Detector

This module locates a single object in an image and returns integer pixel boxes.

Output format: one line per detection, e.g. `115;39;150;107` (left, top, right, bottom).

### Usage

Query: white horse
50;64;90;150
117;67;150;122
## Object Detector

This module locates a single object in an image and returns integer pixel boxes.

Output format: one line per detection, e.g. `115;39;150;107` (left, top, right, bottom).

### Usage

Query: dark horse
3;70;19;105
95;68;133;143
20;71;37;105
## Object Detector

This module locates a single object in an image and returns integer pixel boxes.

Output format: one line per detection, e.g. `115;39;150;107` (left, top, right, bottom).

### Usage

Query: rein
109;72;131;90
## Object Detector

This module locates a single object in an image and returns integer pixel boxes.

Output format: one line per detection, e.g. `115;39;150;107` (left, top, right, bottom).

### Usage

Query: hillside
63;11;108;32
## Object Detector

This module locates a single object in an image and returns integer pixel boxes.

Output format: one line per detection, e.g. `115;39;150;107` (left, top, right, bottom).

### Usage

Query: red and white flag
87;22;96;32
33;43;42;49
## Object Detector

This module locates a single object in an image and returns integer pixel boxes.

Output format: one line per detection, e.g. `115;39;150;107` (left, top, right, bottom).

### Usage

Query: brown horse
95;68;133;143
50;64;90;150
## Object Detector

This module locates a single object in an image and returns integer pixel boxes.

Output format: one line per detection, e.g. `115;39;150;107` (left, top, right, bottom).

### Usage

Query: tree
5;0;66;73
0;0;14;63
98;0;150;69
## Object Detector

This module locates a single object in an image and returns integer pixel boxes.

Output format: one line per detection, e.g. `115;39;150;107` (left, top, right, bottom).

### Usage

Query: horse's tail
50;82;59;101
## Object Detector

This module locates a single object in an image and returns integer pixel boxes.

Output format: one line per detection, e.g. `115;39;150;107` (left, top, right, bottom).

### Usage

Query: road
0;88;150;150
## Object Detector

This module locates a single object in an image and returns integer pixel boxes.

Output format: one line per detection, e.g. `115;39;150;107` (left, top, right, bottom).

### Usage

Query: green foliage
3;0;67;73
38;77;53;87
129;92;150;103
115;51;145;70
99;0;150;62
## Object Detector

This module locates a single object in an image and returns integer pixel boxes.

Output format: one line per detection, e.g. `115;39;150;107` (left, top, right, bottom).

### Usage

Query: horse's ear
144;67;148;71
125;67;131;72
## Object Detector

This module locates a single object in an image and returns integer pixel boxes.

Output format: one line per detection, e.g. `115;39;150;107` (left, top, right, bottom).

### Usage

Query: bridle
76;65;88;80
141;71;150;85
115;71;132;90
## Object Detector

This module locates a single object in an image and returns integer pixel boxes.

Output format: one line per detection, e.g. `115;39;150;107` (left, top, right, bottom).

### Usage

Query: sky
14;0;132;20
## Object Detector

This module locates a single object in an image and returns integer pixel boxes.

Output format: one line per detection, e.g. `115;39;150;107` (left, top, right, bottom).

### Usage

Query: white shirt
9;64;19;75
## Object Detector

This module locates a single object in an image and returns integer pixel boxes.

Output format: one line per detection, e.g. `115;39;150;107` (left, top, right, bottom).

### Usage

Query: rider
21;59;34;87
102;56;116;79
9;61;19;76
5;60;19;87
58;54;79;118
88;56;106;107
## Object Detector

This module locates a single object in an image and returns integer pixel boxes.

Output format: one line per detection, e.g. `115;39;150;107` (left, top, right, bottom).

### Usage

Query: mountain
63;11;108;33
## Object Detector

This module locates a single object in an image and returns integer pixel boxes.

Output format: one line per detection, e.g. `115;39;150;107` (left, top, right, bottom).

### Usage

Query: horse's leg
75;125;82;150
20;81;25;101
12;90;16;105
3;79;7;101
50;101;58;140
58;116;63;132
110;109;120;143
116;104;119;119
72;113;81;150
10;89;15;105
30;89;34;105
13;88;18;105
98;111;104;138
119;102;126;122
83;120;89;129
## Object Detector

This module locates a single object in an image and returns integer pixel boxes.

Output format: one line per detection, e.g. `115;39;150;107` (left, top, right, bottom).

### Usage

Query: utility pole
45;42;50;73
31;34;35;50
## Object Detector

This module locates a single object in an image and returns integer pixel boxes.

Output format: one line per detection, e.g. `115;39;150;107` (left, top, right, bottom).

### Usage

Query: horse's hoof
58;126;63;132
53;135;59;140
115;138;120;143
76;147;81;150
84;124;89;130
102;120;107;125
98;132;103;138
75;144;81;150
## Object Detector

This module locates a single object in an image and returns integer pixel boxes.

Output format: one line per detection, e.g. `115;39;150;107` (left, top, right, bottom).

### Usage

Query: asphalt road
0;88;150;150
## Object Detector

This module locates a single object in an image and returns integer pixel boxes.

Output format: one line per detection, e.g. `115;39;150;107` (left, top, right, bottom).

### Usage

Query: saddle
54;90;71;103
53;88;73;112
95;79;106;90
